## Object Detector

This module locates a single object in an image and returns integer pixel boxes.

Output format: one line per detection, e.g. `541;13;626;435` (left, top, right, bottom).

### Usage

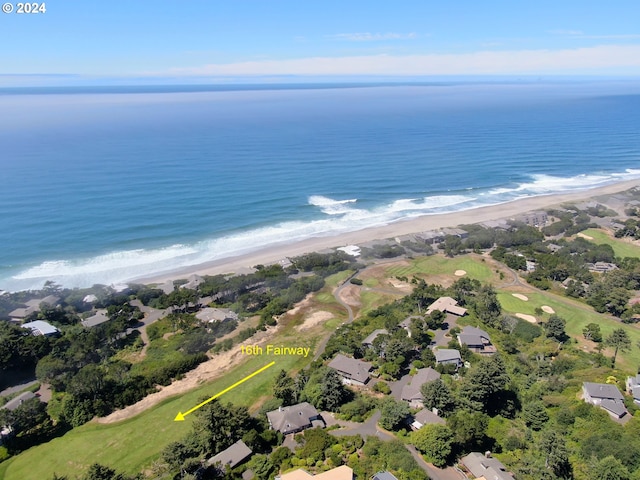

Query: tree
544;315;568;342
273;370;297;405
593;455;631;480
522;401;549;431
378;398;411;431
539;430;572;479
473;285;502;328
606;328;632;367
583;323;603;342
411;424;453;467
420;379;456;417
458;355;510;413
447;410;488;450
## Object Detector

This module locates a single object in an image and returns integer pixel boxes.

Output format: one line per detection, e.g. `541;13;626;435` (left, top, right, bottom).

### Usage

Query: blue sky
1;0;640;85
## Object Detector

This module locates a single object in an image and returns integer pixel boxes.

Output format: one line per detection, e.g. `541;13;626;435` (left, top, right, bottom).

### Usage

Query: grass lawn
386;255;494;282
0;336;314;480
581;228;640;259
497;290;640;369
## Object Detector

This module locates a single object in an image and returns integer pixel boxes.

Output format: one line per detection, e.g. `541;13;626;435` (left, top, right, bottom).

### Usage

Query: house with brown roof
401;367;441;408
426;297;467;317
276;465;353;480
459;452;515;480
266;402;324;435
410;408;445;430
328;354;373;386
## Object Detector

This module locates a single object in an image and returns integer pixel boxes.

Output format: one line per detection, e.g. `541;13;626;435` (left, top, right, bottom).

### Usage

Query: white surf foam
5;168;640;291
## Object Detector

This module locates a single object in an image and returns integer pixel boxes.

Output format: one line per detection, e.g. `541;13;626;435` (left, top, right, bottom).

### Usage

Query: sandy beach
137;179;639;285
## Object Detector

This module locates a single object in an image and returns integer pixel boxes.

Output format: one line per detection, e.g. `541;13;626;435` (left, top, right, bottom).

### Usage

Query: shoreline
136;179;640;286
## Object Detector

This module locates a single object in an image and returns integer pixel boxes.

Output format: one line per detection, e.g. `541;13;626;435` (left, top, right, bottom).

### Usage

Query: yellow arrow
174;361;276;421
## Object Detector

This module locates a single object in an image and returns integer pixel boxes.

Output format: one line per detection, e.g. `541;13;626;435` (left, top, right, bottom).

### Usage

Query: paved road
405;444;465;480
0;379;38;397
328;410;395;441
129;300;169;356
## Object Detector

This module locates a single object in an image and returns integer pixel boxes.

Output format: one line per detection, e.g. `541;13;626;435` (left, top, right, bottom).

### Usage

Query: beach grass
581;228;640;259
497;290;640;369
0;335;315;480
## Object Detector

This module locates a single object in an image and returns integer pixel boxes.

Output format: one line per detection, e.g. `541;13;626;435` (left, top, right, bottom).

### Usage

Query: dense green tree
458;355;510;413
593;456;631;480
411;424;453;467
582;323;603;342
539;430;572;479
420;379;456;417
378;398;411;431
447;410;489;450
473;285;502;328
522;401;549;431
606;328;632;367
544;315;568;342
273;370;297;405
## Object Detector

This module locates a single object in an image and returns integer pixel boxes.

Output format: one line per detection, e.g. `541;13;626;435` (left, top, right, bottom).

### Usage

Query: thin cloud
549;29;584;36
327;32;419;42
550;30;640;39
165;45;640;76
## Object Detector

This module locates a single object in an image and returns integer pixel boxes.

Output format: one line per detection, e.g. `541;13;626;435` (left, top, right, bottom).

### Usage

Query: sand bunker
541;305;555;314
577;232;594;240
454;270;467;276
515;313;537;323
296;311;334;331
512;293;529;301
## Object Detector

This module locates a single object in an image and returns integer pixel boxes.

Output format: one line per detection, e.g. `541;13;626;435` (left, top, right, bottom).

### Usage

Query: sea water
1;81;639;291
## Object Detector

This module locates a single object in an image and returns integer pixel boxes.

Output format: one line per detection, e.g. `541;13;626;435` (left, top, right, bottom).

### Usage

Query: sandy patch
512;293;529;301
388;278;413;292
454;270;467;276
338;284;362;307
515;313;537;323
95;324;282;424
541;305;555;314
296;311;334;331
577;232;593;240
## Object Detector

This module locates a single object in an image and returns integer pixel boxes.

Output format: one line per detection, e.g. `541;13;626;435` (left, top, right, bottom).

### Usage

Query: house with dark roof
328;354;373;386
401;367;441;408
196;307;238;323
82;309;110;328
426;297;467;317
582;382;629;419
434;348;463;369
266;402;324;435
21;320;59;337
410;408;445;430
8;295;60;322
459;452;515;480
458;326;496;355
206;440;252;473
626;374;640;406
361;329;388;349
371;472;399;480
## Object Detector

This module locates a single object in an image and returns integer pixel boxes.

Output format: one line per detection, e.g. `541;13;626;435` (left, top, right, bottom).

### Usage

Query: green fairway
0;341;314;480
386;255;494;281
497;290;640;368
581;228;640;259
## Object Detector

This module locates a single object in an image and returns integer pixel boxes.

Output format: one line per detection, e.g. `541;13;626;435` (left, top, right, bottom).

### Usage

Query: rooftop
401;367;441;402
328;354;373;384
460;452;515;480
426;297;467;316
434;348;462;363
277;465;353;480
21;320;59;336
206;440;253;469
583;382;624;401
266;402;320;434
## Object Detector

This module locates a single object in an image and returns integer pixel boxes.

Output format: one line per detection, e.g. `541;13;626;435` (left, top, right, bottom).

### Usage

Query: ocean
1;81;639;291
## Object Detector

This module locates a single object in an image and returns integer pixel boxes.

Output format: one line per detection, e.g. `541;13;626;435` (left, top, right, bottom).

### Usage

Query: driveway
326;410;395;441
405;444;465;480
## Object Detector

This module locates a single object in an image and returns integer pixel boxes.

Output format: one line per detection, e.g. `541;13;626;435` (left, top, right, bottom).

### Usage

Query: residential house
587;262;618;273
276;465;353;480
181;274;204;290
582;382;629;419
519;211;548;227
626;374;640;406
426;297;467;317
415;230;446;245
266;402;324;435
458;326;496;355
442;227;468;239
410;408;445;430
401;367;441;408
362;329;388;349
206;440;253;472
337;245;361;257
328;354;373;386
21;320;59;337
372;473;399;480
434;349;463;369
8;295;60;322
196;307;239;323
81;309;110;328
459;452;515;480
